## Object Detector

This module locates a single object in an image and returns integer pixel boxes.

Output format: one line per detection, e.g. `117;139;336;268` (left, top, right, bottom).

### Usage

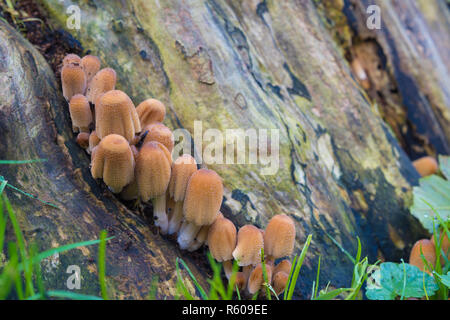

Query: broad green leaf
434;272;450;289
439;155;450;180
366;262;439;300
410;174;450;233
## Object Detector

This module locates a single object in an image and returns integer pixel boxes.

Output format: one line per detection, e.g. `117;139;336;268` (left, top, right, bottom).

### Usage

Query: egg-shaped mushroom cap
207;216;237;262
81;55;101;83
61;64;87;101
142;122;174;152
89;130;101;150
63;53;81;66
264;214;296;259
247;263;273;295
183;169;223;226
90;134;135;193
136;98;166;128
169;154;197;201
412;156;439;177
409;239;436;272
273;259;292;275
76;132;90;149
69;94;92;130
272;271;289;296
136;141;171;201
235;272;247;291
86;68;117;104
95;90;141;142
232;225;264;266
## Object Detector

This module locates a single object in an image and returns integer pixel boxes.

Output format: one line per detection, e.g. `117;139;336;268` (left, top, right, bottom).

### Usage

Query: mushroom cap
166;193;176;220
247;263;273;295
409;239;436;272
136;98;166;128
142;122;174;152
95;90;141;142
235;272;247;292
81;55;101;83
90;134;135;193
272;271;289;296
412;156;439;177
63;53;81;66
264;214;296;259
69;94;92;131
61;64;87;101
183;168;223;226
89;130;101;152
86;67;117;104
120;178;139;201
168;154;197;201
76;132;90;149
207;216;237;262
273;259;292;275
232;224;264;266
135;141;171;201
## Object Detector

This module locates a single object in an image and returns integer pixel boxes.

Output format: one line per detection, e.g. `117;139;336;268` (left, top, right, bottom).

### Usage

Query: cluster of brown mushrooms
61;53;297;297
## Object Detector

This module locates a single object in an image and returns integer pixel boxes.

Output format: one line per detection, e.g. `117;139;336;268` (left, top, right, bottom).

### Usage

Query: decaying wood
2;0;448;299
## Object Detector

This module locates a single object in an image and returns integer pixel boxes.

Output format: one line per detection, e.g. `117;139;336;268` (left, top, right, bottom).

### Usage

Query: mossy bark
2;0;447;299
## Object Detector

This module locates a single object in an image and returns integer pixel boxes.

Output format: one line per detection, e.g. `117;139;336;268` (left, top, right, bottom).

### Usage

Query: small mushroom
81;55;101;84
88;130;101;154
272;271;289;296
63;53;81;66
168;154;197;235
350;58;370;90
76;132;90;149
273;259;292;275
95;90;141;143
247;263;273;295
264;214;296;263
187;225;210;252
142;122;174;153
232;225;264;267
235;272;247;292
69;94;92;133
61;63;87;102
409;239;436;273
206;216;237;278
91;134;135;193
177;169;223;250
136;141;171;234
86;68;117;104
136;98;166;128
412;156;439;177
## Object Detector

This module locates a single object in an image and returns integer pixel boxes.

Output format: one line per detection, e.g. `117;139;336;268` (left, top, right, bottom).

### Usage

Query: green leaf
410;174;450;233
439;155;450;180
434;272;450;289
366;262;439;300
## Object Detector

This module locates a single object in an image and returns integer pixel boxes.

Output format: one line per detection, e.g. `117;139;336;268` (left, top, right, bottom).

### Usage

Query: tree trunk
1;0;448;299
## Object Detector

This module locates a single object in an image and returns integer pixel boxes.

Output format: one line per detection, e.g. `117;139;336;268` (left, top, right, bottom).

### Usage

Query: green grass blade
315;288;353;300
26;290;103;300
313;255;321;299
260;248;271;300
175;258;195;300
285;234;312;300
324;231;356;264
284;255;297;300
0;159;47;164
98;230;108;300
176;257;208;300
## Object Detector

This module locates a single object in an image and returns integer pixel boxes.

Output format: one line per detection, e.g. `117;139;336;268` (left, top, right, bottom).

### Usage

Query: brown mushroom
247;263;273;295
81;55;101;84
86;68;117;104
90;134;135;193
87;130;101;154
76;132;90;149
409;239;436;273
61;63;87;102
272;271;289;296
136;98;166;128
142;122;174;153
273;259;292;276
69;94;92;133
136;141;171;234
412;156;439;177
63;53;81;66
264;214;296;263
187;225;211;252
168;154;197;235
95;90;141;143
235;272;248;292
206;216;237;278
232;225;264;267
177;169;223;249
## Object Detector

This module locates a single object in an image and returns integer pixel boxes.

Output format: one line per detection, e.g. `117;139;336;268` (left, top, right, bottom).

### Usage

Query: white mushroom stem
223;260;233;279
177;221;201;250
168;201;184;235
187;225;210;252
152;194;168;235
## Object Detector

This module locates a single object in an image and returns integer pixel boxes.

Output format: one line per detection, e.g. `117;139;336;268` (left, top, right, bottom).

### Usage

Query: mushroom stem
188;225;210;252
152;194;168;235
177;222;201;250
168;201;184;235
223;260;233;279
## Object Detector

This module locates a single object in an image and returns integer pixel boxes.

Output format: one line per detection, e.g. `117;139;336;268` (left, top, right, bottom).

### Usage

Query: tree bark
1;0;448;299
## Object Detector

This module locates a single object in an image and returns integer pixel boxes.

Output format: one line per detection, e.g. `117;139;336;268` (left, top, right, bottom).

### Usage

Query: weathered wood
3;0;448;299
